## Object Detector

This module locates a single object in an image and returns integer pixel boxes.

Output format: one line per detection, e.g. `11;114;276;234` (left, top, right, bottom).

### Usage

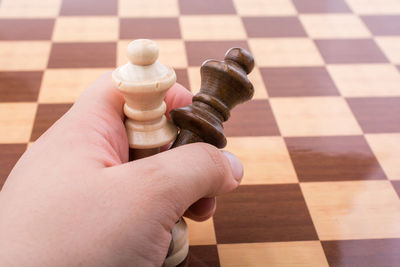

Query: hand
0;73;243;267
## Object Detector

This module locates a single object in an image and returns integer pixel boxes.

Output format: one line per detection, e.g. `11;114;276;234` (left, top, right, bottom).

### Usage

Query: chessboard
1;0;400;266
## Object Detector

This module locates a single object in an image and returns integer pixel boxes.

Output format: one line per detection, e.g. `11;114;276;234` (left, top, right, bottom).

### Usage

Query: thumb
111;143;243;221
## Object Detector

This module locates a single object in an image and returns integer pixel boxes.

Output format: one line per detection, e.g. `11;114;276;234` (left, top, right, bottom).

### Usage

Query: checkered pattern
1;0;400;266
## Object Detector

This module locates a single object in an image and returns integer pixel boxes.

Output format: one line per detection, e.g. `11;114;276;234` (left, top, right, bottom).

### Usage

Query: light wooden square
327;64;400;97
0;103;37;143
0;0;61;18
180;15;246;41
225;137;297;184
249;67;268;99
188;67;201;94
249;38;324;67
233;0;297;16
270;97;362;136
346;0;400;14
117;40;187;68
218;241;329;267
0;42;51;71
186;217;217;245
366;134;400;180
299;14;371;39
38;69;112;103
375;37;400;64
52;17;118;42
118;41;132;67
119;0;178;17
301;181;400;240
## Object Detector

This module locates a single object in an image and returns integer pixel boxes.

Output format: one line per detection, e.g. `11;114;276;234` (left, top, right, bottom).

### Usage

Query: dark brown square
174;69;190;91
0;19;54;40
185;41;249;66
31;104;73;141
48;43;116;68
285;136;387;182
242;17;307;37
322;239;400;267
213;184;318;243
178;245;220;267
178;0;235;14
60;0;117;15
120;18;181;39
224;100;280;137
362;16;400;36
260;67;339;97
0;72;42;102
392;181;400;198
315;39;389;64
0;144;26;190
292;0;351;13
347;97;400;133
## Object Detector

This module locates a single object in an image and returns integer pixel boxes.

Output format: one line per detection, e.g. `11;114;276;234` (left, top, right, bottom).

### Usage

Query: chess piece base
164;218;189;267
125;117;177;149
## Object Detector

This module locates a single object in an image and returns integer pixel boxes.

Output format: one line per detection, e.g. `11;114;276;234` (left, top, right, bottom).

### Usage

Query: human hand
0;73;243;266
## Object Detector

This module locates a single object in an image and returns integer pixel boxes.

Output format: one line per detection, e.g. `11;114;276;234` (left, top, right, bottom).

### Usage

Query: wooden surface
1;0;400;266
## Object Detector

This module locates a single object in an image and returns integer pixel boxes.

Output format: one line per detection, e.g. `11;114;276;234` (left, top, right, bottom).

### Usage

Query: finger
63;72;129;164
164;83;192;120
159;83;193;151
184;197;216;222
73;71;125;119
75;77;192;121
75;75;192;120
109;144;243;223
72;75;191;154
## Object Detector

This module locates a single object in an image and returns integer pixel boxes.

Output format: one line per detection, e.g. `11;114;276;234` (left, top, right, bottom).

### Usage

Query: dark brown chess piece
164;47;255;267
170;47;255;149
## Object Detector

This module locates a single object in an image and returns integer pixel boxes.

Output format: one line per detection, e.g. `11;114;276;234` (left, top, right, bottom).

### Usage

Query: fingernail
222;151;244;182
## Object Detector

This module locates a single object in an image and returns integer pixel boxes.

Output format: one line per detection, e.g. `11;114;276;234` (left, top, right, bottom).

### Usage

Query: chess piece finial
170;47;255;149
112;39;177;149
127;39;159;65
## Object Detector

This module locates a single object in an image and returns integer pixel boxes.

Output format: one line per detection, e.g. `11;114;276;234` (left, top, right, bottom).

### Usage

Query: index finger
164;83;193;120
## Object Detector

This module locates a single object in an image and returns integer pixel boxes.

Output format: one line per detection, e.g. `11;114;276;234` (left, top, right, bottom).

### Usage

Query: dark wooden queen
166;47;255;267
170;47;255;149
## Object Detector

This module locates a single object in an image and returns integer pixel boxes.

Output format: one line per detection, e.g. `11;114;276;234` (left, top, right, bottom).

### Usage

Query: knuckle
195;143;232;183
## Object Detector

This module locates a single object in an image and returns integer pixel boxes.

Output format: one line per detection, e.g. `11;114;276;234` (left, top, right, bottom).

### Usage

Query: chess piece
167;47;254;267
112;39;177;160
112;39;187;267
164;218;189;267
170;47;255;149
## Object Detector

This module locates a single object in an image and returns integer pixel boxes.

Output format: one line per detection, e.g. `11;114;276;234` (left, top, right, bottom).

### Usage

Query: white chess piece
112;39;177;154
112;39;188;266
164;218;189;267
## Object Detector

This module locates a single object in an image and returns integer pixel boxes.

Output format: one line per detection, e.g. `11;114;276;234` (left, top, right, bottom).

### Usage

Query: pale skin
0;73;243;267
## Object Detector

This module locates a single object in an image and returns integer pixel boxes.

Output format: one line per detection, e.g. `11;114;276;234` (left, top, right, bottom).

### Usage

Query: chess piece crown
170;47;255;149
